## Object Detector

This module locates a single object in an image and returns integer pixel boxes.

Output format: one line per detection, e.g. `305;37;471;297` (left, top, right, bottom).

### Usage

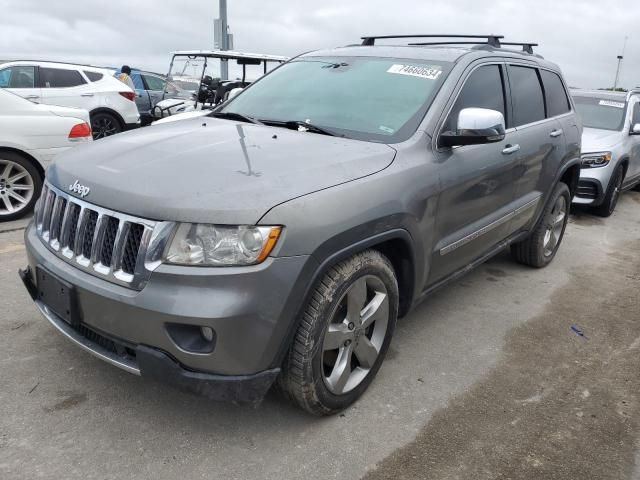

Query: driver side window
0;66;36;88
444;64;507;133
632;102;640;127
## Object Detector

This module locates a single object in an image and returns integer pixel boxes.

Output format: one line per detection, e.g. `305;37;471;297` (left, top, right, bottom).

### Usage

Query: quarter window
40;68;86;88
0;66;36;88
444;64;506;132
541;70;571;117
84;71;104;82
508;66;545;126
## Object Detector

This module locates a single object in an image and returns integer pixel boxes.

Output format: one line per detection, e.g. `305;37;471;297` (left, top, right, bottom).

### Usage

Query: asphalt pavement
1;194;639;480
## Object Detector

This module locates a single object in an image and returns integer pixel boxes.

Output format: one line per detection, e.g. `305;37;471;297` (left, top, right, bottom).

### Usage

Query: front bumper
22;223;315;402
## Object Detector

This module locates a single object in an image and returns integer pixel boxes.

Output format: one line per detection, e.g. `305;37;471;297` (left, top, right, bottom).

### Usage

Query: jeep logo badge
69;180;90;198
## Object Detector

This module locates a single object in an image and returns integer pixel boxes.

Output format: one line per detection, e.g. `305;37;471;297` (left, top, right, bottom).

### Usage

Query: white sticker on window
379;125;395;134
599;100;625;109
387;64;442;80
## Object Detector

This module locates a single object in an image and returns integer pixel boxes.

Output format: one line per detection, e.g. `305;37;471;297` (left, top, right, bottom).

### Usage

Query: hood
581;127;624;153
48;118;396;224
152;110;210;125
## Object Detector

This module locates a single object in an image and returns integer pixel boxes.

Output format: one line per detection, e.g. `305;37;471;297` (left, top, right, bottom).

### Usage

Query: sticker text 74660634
387;64;442;80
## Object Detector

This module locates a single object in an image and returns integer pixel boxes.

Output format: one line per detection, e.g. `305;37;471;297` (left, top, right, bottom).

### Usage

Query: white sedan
0;89;92;221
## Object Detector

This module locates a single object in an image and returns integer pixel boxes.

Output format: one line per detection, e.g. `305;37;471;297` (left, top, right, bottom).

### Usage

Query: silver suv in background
20;34;581;416
571;89;640;216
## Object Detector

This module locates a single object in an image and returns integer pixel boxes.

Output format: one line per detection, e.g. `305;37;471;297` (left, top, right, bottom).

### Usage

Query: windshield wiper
210;111;264;125
262;119;342;137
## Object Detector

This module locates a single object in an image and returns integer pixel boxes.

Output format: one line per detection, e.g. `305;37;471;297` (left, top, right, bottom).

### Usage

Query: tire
511;182;570;268
0;151;43;222
278;249;399;416
592;164;625;217
91;112;122;140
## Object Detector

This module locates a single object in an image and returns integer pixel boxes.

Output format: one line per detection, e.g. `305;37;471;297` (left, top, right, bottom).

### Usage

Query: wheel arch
0;147;45;180
558;160;581;199
89;107;125;129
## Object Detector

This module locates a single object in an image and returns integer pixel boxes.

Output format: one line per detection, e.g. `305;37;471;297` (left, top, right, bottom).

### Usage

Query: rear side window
40;68;86;88
444;64;506;131
632;102;640;126
0;66;36;88
541;70;571;117
508;66;545;126
84;71;104;82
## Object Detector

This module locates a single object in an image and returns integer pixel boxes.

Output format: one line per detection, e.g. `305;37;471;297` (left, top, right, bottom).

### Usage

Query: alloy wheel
609;169;623;214
0;159;34;217
322;275;389;395
92;116;118;139
543;195;567;257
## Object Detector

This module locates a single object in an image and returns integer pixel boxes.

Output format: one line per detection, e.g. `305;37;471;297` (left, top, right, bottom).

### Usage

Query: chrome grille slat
34;183;169;290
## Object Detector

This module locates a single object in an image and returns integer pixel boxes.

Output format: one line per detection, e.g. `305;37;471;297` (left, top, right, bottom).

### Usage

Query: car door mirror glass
439;107;506;148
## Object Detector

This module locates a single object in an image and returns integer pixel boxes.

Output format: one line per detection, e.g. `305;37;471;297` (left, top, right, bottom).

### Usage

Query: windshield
220;56;451;142
573;96;628;131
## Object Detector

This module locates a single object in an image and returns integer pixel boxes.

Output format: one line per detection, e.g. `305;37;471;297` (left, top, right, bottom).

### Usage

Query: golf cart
152;50;288;121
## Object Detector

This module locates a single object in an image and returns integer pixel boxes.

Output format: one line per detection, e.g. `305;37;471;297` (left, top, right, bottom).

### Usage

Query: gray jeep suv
20;34;582;415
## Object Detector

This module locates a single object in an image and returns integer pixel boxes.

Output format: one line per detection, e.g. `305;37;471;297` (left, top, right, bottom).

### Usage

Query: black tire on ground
511;182;571;268
592;164;625;218
90;112;122;140
277;249;399;416
0;151;43;222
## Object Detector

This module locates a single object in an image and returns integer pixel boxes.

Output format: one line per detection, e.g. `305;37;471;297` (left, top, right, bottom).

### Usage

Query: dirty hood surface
48;118;396;224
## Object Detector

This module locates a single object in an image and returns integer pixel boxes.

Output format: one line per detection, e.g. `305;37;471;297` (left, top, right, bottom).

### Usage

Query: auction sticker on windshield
599;100;625;109
387;64;442;80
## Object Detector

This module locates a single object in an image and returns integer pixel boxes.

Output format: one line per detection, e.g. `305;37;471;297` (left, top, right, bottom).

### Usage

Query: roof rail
627;89;640;100
501;42;539;54
361;34;504;48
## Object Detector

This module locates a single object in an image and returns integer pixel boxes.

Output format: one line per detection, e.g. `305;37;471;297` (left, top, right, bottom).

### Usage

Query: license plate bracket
36;266;79;327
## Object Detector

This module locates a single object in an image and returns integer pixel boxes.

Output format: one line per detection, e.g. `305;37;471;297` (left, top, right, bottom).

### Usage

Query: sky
0;0;637;89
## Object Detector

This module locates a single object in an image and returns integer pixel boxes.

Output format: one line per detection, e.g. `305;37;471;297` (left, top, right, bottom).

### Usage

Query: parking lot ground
1;193;640;480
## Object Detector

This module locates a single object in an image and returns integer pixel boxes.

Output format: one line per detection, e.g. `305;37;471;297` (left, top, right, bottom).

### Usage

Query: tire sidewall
0;152;42;222
606;165;624;215
310;255;399;412
535;182;571;266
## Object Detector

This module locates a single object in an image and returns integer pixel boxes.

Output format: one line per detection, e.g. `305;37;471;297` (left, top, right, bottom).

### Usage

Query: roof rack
501;42;539;54
361;34;504;48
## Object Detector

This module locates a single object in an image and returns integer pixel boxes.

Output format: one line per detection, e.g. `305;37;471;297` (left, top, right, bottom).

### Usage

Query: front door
0;65;41;102
428;63;519;284
38;67;93;109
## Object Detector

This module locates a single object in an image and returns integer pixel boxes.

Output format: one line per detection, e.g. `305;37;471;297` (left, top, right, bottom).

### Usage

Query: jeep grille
34;183;170;290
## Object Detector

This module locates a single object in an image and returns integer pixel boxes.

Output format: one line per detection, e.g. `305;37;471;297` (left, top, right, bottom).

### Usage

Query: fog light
201;326;214;342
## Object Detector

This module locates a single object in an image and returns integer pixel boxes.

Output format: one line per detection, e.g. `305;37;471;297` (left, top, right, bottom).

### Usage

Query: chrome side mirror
439;108;506;147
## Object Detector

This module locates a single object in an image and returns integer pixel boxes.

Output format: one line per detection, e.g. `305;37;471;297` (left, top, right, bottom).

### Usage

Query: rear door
0;65;41;102
38;67;92;109
429;63;519;283
504;64;566;233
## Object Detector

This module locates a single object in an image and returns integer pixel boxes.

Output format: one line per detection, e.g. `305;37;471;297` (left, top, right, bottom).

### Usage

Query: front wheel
511;182;571;268
592;164;624;217
278;250;399;416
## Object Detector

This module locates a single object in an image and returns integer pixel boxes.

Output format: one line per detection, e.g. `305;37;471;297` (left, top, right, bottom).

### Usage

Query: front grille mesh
35;184;155;289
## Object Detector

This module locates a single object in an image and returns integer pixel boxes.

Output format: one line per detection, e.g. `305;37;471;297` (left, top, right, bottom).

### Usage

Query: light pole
613;36;628;90
215;0;233;79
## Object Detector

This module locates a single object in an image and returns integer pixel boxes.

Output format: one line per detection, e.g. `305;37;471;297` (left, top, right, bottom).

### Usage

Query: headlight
165;224;282;266
581;152;612;168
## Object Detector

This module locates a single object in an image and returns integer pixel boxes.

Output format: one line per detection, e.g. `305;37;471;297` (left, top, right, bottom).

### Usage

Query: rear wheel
592;164;625;217
278;250;399;416
91;112;122;140
511;182;570;268
0;152;42;222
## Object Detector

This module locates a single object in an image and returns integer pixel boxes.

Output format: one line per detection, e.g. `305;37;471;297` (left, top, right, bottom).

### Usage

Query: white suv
0;61;140;140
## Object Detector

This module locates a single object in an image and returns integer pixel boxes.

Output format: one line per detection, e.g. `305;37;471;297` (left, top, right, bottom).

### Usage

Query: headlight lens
581;152;612;168
165;224;282;266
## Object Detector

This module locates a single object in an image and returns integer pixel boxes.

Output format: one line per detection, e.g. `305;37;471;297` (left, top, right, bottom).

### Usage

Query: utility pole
214;0;233;79
613;36;628;90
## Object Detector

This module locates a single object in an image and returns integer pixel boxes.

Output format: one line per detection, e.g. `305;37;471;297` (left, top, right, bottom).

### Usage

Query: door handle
550;129;563;138
25;95;39;99
80;93;94;97
502;144;521;155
